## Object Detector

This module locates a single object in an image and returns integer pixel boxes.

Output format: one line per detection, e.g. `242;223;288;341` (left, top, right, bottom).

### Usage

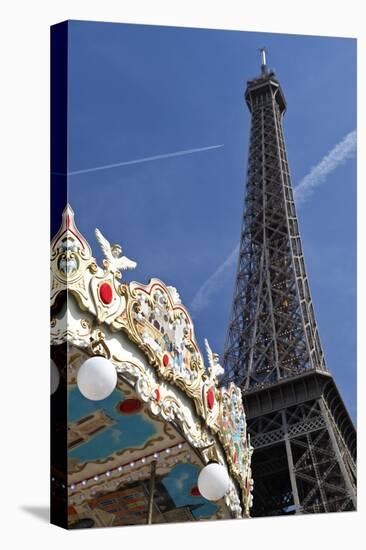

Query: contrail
190;130;356;313
52;144;224;176
293;130;356;205
190;244;240;313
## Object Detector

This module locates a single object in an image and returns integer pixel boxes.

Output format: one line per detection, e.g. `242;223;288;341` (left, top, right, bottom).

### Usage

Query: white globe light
77;356;117;401
51;359;60;395
197;462;230;501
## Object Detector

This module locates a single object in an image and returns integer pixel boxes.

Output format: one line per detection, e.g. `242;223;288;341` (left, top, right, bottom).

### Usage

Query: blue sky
63;21;356;421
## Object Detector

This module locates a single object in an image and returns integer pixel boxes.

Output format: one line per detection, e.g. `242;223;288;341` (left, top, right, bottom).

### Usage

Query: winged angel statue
204;338;225;385
95;228;137;277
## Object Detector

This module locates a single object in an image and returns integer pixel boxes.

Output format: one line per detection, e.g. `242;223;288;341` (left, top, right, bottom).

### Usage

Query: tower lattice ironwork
223;50;356;516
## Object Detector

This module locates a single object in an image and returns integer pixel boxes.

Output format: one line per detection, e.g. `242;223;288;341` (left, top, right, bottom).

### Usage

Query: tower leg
282;410;302;514
318;399;357;509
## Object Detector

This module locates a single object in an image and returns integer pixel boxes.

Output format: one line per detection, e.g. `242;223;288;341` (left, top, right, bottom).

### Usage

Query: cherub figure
95;228;137;277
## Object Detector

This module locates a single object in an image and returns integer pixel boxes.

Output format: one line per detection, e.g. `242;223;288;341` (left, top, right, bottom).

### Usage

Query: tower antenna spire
260;47;268;75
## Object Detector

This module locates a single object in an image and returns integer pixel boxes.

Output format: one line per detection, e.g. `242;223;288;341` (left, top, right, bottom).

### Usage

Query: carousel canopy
50;204;253;527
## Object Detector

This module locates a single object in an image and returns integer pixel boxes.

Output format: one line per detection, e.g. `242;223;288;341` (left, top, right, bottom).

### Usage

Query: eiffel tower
223;49;356;516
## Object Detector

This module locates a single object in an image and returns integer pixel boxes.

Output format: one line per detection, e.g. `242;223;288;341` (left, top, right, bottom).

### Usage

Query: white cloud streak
190;243;239;313
293;130;356;204
190;130;356;313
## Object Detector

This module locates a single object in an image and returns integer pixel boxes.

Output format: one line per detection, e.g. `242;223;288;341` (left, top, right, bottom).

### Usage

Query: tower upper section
223;51;327;392
245;50;286;115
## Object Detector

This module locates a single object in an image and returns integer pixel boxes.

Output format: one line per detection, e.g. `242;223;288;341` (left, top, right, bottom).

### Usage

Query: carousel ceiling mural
51;204;254;528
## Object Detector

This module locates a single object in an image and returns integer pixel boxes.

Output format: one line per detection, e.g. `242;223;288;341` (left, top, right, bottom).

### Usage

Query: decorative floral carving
125;281;207;401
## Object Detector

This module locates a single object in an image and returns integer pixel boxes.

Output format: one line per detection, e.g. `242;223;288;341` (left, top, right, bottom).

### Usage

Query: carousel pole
147;460;157;524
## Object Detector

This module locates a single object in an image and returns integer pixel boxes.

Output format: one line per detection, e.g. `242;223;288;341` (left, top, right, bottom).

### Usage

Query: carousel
50;205;254;528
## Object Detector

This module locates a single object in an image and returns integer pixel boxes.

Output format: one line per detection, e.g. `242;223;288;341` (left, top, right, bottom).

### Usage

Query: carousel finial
205;338;225;384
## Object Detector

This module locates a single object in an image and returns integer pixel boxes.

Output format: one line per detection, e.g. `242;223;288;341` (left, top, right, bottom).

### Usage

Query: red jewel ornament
162;354;170;367
154;388;161;402
118;398;143;414
190;486;201;497
207;387;215;409
99;282;113;305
